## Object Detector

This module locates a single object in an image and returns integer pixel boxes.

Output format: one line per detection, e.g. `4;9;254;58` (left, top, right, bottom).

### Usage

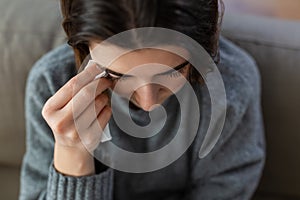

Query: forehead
89;41;190;72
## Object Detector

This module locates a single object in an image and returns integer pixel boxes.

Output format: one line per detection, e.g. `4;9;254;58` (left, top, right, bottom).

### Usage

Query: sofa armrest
222;13;300;198
0;0;65;167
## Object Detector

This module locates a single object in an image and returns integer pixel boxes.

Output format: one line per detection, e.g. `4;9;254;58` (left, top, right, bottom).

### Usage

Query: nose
133;84;161;111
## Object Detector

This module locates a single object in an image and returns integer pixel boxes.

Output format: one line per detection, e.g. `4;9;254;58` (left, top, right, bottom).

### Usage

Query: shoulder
189;36;264;163
218;35;261;115
218;35;261;96
26;43;77;95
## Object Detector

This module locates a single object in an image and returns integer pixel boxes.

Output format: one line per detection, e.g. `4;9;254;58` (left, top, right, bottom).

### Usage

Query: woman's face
89;41;191;111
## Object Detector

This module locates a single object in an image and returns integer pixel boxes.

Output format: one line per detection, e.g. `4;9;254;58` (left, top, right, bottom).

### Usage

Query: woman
19;0;265;199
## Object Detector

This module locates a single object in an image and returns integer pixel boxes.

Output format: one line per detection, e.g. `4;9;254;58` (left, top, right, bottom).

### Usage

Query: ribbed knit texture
47;162;113;200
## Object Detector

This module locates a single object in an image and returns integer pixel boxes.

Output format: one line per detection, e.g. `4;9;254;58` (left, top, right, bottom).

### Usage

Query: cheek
158;89;172;102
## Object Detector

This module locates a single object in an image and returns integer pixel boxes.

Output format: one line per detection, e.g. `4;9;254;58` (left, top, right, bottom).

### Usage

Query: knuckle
69;76;78;87
68;77;81;92
68;131;80;142
41;105;49;119
52;120;66;134
52;112;71;134
81;87;94;101
42;100;53;118
67;76;79;91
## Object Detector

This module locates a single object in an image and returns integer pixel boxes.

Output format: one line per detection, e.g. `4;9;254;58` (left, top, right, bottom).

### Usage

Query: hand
42;62;112;176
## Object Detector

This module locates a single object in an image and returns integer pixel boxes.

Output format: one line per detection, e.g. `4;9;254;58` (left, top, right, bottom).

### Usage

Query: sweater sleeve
19;53;114;200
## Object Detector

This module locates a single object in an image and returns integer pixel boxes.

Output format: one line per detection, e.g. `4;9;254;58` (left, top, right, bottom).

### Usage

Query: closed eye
107;73;131;81
95;61;189;80
163;66;187;78
157;61;189;76
95;63;132;81
157;61;189;78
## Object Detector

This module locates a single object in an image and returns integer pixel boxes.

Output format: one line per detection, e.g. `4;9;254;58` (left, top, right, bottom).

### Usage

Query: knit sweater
19;36;265;200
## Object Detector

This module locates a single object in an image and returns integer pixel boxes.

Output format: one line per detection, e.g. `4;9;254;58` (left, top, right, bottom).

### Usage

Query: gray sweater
19;36;265;200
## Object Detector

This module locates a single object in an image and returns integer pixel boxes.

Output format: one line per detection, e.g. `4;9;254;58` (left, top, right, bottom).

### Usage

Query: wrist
54;143;95;177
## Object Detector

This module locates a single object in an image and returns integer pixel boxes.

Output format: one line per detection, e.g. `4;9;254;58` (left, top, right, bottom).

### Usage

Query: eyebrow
96;61;190;78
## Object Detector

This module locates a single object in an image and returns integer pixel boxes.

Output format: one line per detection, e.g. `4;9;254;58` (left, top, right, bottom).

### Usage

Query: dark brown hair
60;0;224;83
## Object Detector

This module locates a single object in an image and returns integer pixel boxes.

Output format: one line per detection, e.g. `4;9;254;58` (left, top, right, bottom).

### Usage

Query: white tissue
85;60;112;143
101;124;112;143
94;71;107;80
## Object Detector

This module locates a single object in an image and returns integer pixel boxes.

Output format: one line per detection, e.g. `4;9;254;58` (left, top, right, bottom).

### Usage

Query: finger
46;62;104;110
74;93;109;131
81;106;112;151
47;78;111;132
89;105;112;134
65;78;111;120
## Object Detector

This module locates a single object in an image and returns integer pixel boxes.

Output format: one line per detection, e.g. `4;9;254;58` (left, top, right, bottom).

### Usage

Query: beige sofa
222;13;300;200
0;0;299;199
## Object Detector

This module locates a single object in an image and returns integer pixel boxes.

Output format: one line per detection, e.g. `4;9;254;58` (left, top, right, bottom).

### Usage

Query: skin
41;41;191;177
89;41;191;111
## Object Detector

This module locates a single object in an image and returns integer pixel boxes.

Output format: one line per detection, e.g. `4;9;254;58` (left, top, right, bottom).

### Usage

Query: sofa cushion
0;166;21;200
0;0;65;166
222;13;300;197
